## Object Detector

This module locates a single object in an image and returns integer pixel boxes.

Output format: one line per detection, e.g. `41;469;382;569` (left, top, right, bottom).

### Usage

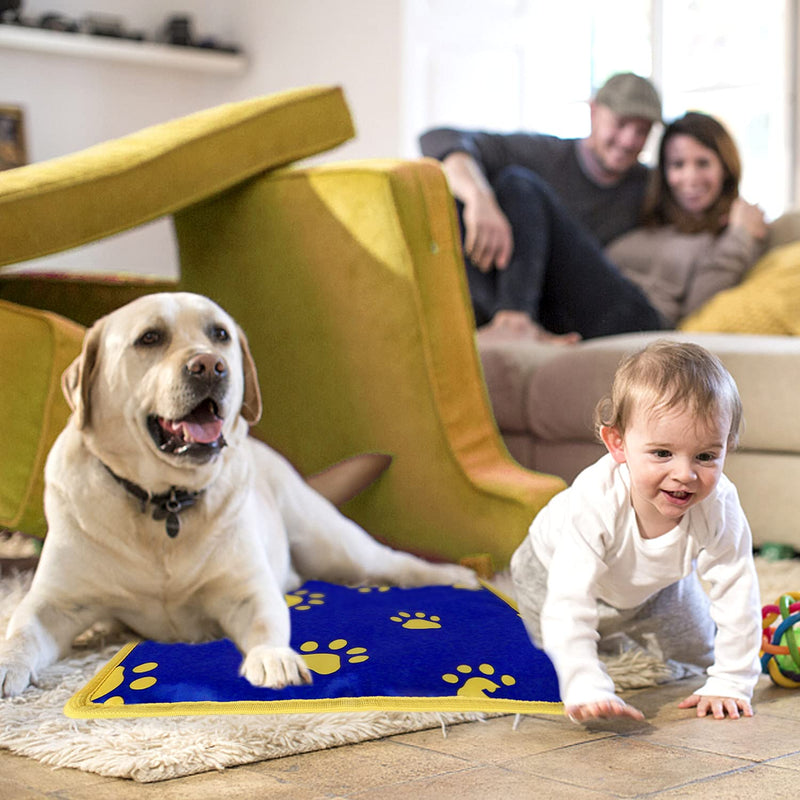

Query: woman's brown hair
642;111;741;234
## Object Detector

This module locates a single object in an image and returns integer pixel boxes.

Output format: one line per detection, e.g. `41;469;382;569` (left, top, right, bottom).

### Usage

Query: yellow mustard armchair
0;85;564;570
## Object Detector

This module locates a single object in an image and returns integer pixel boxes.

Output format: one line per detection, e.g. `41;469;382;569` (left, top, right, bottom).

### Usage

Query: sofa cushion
478;339;565;433
522;331;800;452
0;300;84;537
766;209;800;250
0;86;354;270
680;241;800;335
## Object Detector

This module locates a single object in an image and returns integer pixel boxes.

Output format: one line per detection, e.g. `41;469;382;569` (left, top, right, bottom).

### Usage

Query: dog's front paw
434;563;481;588
240;645;312;690
403;562;480;588
0;657;36;698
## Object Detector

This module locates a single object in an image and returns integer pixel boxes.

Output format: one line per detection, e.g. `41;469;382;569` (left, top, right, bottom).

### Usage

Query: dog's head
62;293;262;481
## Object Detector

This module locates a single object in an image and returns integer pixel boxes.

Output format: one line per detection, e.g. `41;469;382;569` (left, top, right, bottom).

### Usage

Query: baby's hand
678;694;753;719
565;699;645;723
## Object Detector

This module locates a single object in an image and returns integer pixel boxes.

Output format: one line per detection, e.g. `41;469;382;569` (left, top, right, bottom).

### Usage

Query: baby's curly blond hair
594;340;743;449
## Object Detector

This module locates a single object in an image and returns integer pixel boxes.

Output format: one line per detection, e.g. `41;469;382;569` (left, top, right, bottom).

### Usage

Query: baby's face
607;404;730;539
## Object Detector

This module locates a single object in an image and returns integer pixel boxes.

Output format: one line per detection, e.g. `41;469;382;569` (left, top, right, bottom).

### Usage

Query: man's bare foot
477;311;581;345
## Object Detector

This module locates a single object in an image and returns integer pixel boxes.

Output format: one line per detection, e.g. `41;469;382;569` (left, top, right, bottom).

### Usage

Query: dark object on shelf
163;14;193;46
82;14;145;41
39;12;79;33
0;0;20;24
160;14;241;54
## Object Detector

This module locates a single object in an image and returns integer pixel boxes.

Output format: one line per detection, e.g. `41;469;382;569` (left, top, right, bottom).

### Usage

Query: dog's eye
209;326;230;343
135;329;164;347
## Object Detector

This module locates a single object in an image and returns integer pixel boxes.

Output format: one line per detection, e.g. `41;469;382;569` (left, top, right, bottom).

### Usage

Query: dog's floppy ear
237;324;262;425
61;318;104;429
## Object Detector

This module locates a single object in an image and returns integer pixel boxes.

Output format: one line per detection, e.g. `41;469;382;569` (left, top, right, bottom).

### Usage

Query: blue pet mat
65;580;562;718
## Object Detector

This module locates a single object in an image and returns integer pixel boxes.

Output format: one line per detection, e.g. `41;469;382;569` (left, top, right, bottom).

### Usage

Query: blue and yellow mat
64;580;562;718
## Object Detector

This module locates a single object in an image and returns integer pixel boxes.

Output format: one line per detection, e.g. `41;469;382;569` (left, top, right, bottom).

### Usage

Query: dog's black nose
186;353;227;379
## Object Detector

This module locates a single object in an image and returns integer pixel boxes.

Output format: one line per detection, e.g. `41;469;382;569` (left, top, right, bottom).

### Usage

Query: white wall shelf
0;24;246;74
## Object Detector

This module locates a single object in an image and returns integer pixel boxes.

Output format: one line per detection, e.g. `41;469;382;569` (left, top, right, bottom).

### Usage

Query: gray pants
510;539;715;669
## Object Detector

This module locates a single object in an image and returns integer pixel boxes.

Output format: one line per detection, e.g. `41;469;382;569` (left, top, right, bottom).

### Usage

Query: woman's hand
565;699;645;723
728;198;768;240
678;694;753;719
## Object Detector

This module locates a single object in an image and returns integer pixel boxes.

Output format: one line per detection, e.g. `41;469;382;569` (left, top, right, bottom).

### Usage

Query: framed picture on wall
0;105;27;170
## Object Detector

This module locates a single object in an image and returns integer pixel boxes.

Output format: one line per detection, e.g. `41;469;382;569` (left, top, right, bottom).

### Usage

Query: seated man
420;72;666;341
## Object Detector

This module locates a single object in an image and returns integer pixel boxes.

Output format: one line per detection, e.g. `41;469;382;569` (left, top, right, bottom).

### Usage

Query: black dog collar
102;463;204;538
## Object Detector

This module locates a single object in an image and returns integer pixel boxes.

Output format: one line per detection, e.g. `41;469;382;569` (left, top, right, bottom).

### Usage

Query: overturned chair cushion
174;158;566;568
0;300;84;537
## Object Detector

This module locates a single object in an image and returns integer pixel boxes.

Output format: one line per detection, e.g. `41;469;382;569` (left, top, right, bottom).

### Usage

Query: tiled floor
1;676;798;799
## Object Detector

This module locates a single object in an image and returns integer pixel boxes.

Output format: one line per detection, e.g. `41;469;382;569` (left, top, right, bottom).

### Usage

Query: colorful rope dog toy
761;592;800;687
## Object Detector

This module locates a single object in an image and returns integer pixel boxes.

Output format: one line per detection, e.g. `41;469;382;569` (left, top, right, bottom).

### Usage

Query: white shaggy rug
0;556;798;783
0;569;492;783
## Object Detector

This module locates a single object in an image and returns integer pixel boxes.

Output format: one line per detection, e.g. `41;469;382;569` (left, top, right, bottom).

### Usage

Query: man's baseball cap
594;72;662;123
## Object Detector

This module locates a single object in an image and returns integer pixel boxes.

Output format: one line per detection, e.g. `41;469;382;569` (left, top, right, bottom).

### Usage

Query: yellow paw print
357;585;391;594
90;660;159;706
299;639;369;675
285;589;326;610
390;611;442;629
442;663;515;698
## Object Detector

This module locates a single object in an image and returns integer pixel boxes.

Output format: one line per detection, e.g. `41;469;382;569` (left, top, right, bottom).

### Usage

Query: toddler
511;340;761;722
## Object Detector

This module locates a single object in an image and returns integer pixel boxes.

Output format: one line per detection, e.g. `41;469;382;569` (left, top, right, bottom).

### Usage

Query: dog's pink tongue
178;417;223;444
162;405;223;444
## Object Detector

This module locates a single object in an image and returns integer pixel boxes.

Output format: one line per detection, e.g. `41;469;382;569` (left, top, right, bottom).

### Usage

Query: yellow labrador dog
0;292;475;696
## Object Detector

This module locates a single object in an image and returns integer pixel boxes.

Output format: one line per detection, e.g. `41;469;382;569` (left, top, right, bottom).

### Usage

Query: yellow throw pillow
680;241;800;335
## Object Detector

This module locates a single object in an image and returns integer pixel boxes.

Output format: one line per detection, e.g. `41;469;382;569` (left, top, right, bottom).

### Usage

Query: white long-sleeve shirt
517;454;761;708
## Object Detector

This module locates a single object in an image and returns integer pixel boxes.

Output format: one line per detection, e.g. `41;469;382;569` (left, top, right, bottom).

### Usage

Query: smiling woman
606;111;769;327
643;112;745;234
664;133;727;218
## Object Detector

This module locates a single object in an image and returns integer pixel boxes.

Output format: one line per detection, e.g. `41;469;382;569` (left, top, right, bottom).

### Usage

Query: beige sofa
478;216;800;552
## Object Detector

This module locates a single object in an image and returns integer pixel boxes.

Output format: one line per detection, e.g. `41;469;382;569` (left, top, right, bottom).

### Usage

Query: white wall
0;0;404;277
233;1;403;161
2;0;245;159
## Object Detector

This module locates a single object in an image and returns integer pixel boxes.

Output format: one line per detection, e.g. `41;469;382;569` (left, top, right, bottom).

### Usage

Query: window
403;0;792;217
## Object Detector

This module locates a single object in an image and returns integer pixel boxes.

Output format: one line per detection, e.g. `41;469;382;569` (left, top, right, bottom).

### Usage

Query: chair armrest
0;86;354;269
173;157;565;568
